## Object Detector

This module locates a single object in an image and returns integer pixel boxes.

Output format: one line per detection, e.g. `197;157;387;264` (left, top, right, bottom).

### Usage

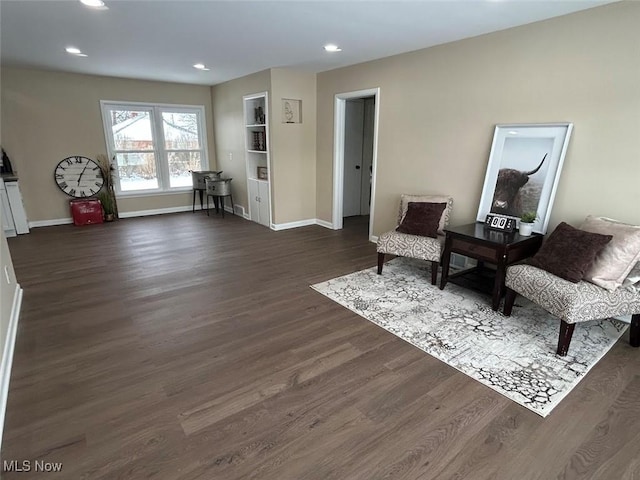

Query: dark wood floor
2;212;639;479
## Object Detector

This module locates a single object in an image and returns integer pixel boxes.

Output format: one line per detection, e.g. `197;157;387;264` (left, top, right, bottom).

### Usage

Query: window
100;102;208;194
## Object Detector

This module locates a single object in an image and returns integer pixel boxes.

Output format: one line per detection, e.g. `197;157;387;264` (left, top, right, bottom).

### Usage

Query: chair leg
377;253;385;274
630;314;640;348
206;195;210;216
503;288;517;316
220;197;225;218
557;320;575;356
430;261;438;285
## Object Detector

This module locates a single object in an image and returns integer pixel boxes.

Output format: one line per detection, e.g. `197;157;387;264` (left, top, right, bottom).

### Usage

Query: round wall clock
54;156;104;198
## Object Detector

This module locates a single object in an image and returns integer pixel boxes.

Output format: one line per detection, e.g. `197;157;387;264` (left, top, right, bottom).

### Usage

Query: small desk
439;222;543;311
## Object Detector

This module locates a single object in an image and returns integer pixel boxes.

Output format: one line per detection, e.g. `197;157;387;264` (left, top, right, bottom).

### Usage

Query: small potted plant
519;211;537;236
97;190;115;222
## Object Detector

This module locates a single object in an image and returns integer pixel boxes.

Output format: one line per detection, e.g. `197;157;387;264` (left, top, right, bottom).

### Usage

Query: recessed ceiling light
65;46;87;57
80;0;108;9
193;63;210;71
324;44;342;52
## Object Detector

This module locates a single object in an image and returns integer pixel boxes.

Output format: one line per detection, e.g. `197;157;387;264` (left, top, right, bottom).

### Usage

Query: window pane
162;112;200;150
168;151;202;188
110;110;154;150
115;152;158;191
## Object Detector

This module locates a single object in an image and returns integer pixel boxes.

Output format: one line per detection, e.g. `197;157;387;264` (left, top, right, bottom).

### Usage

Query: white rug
311;257;627;417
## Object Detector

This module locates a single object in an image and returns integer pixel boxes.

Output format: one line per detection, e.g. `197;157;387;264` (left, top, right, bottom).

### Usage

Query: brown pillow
396;202;446;238
528;222;613;283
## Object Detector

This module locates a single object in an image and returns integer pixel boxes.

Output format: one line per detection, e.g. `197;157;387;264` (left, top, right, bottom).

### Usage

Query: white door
343;99;364;217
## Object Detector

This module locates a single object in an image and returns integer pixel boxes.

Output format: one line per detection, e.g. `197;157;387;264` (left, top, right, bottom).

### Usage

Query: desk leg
492;262;506;311
439;237;452;290
199;189;204;211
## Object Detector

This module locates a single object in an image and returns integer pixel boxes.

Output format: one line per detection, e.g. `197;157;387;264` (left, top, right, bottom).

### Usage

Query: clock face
54;156;105;198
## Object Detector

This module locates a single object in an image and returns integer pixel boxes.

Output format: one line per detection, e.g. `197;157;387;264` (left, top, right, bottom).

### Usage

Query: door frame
332;87;380;241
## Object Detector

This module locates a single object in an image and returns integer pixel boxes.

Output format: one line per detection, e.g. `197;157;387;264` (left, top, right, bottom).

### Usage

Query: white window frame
100;100;209;196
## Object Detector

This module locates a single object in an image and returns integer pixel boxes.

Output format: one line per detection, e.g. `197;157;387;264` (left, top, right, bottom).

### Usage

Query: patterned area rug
311;257;627;417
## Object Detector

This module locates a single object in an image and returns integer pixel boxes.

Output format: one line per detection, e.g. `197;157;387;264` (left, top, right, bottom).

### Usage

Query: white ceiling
0;0;616;86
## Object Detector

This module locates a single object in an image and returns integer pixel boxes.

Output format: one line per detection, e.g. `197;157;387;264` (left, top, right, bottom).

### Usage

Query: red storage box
70;199;103;226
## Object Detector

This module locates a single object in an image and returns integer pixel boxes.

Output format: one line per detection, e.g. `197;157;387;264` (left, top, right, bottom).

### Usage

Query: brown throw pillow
528;222;613;283
396;202;446;238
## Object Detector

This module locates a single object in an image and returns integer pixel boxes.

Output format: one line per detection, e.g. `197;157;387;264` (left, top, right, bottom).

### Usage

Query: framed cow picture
476;123;573;234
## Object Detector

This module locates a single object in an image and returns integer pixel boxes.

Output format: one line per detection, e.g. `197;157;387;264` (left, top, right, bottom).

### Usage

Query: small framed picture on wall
282;99;302;123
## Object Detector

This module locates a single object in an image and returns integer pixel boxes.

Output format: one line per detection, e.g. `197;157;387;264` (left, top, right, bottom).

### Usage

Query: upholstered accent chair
376;194;453;285
504;217;640;356
503;264;640;356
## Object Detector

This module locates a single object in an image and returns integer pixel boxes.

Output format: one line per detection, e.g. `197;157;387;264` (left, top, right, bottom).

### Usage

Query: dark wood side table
439;222;543;311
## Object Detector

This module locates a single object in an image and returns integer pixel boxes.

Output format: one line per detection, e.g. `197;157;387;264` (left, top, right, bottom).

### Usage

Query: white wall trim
271;219;317;231
332;88;381;238
29;218;74;228
370;234;378;243
118;205;198;218
315;219;335;230
1;284;22;450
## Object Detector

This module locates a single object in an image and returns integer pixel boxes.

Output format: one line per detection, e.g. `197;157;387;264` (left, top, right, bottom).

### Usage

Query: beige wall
0;68;217;222
269;68;317;224
211;68;317;225
317;2;640;235
211;69;270;217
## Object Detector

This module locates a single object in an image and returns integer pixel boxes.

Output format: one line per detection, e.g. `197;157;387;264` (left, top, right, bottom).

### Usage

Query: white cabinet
248;179;270;227
244;92;271;228
5;182;29;234
0;179;29;237
0;179;16;238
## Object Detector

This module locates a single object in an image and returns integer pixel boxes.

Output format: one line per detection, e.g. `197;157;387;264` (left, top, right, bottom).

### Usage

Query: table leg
492;263;507;311
198;189;204;211
439;237;452;290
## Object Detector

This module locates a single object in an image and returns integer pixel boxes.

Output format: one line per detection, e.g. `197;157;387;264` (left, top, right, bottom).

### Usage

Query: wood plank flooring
2;212;639;479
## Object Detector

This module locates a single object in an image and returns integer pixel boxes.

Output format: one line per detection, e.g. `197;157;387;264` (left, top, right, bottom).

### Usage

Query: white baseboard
118;205;196;218
0;284;22;450
271;219;317;231
315;219;335;229
370;235;378;243
29;218;74;228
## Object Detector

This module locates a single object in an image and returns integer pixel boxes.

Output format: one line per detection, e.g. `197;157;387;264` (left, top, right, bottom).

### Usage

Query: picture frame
476;123;573;234
257;166;268;180
281;98;301;124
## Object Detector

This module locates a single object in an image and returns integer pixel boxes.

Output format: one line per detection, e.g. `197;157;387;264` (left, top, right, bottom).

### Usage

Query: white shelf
246;124;266;128
247;150;267;154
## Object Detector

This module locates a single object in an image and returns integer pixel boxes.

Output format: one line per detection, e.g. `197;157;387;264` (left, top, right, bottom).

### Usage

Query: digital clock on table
484;214;516;233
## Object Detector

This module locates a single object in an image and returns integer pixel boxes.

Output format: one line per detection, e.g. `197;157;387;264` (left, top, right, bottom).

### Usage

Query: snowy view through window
105;105;206;192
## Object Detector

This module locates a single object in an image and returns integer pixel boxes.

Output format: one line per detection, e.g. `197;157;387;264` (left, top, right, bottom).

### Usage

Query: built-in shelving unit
244;92;271;227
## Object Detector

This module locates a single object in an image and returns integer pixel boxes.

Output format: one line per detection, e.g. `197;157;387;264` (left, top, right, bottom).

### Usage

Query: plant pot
519;222;534;236
105;213;115;222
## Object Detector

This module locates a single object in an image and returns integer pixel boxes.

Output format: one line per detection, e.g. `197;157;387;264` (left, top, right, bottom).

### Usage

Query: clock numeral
59;181;68;189
80;191;87;197
95;182;102;187
92;166;99;171
69;188;76;196
55;174;65;179
74;156;83;164
90;189;96;195
65;159;73;166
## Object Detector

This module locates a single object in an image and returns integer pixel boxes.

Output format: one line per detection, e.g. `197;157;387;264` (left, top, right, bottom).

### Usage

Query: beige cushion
579;215;640;291
398;194;453;235
623;262;640;291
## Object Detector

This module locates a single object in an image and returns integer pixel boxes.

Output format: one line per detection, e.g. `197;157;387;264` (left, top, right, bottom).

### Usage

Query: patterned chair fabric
504;264;640;355
376;194;453;285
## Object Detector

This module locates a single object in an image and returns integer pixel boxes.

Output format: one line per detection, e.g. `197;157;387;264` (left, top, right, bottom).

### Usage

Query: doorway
332;88;380;241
